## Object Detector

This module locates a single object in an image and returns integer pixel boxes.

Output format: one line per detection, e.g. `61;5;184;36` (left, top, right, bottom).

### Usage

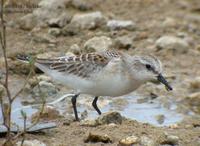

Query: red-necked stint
18;50;172;121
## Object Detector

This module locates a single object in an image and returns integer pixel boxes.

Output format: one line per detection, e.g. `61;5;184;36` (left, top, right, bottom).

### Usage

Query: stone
84;36;113;52
31;81;58;97
72;0;92;11
162;17;177;27
155;36;189;53
161;132;179;145
96;111;123;125
16;139;46;146
107;20;136;31
18;14;37;30
80;119;97;127
47;12;72;28
31;106;62;123
84;132;112;143
155;114;165;124
187;92;200;106
62;23;80;36
189;77;200;89
140;136;158;146
114;35;133;50
119;135;139;146
69;44;81;54
48;28;61;37
37;75;52;82
70;11;106;30
32;34;57;44
38;0;71;9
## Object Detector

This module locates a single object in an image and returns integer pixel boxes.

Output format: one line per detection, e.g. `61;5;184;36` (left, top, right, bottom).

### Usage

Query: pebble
18;14;37;30
31;106;61;123
70;11;106;30
155;114;165;124
38;0;71;9
84;36;113;52
84;132;112;143
47;12;72;28
96;111;123;125
37;75;52;82
32;34;57;44
161;132;179;145
31;81;58;97
72;0;92;11
16;139;46;146
114;35;133;50
62;23;80;36
168;123;179;129
107;20;136;31
189;77;200;89
80;119;97;127
48;28;61;37
155;36;189;54
186;92;200;106
69;44;81;55
119;135;139;146
140;135;158;146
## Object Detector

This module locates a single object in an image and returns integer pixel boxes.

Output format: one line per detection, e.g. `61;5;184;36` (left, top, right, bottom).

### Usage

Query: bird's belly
80;74;138;97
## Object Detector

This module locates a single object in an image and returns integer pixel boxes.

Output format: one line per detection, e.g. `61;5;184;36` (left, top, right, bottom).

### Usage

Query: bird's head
128;55;173;91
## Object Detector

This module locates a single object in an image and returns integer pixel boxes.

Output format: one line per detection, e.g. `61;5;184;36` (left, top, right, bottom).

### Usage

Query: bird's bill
157;74;173;91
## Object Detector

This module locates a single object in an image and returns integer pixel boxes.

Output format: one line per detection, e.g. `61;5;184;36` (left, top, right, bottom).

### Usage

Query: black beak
157;74;173;91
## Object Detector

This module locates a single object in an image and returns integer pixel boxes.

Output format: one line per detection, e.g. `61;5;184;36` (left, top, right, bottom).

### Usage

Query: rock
48;28;61;37
140;136;158;146
31;81;58;97
16;139;46;146
107;20;136;31
168;123;179;129
70;11;106;30
62;23;80;36
69;44;81;54
47;12;72;28
31;106;62;123
38;0;71;9
72;0;92;11
186;92;200;106
84;36;113;52
114;35;133;50
119;135;139;146
162;17;177;27
155;36;189;54
189;77;200;89
80;119;97;127
18;14;37;30
33;8;61;25
155;114;165;124
32;34;57;44
37;75;52;82
96;111;123;125
84;132;112;143
161;133;179;145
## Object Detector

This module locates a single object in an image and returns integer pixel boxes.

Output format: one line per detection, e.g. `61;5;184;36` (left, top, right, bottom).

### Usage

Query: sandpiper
17;50;172;121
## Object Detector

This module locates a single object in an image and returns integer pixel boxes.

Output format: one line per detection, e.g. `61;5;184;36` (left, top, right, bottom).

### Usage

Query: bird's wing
35;50;122;78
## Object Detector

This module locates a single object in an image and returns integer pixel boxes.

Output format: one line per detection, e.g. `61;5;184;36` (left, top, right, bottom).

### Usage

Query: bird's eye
145;64;151;70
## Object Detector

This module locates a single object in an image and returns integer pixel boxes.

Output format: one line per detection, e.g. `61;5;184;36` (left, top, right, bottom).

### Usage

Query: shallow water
78;94;184;126
0;94;184;127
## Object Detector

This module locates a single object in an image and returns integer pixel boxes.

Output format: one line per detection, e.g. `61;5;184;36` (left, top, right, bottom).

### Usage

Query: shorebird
17;50;172;121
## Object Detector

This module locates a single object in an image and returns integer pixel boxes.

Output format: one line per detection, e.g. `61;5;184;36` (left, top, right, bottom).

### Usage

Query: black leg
71;94;80;121
92;96;102;115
